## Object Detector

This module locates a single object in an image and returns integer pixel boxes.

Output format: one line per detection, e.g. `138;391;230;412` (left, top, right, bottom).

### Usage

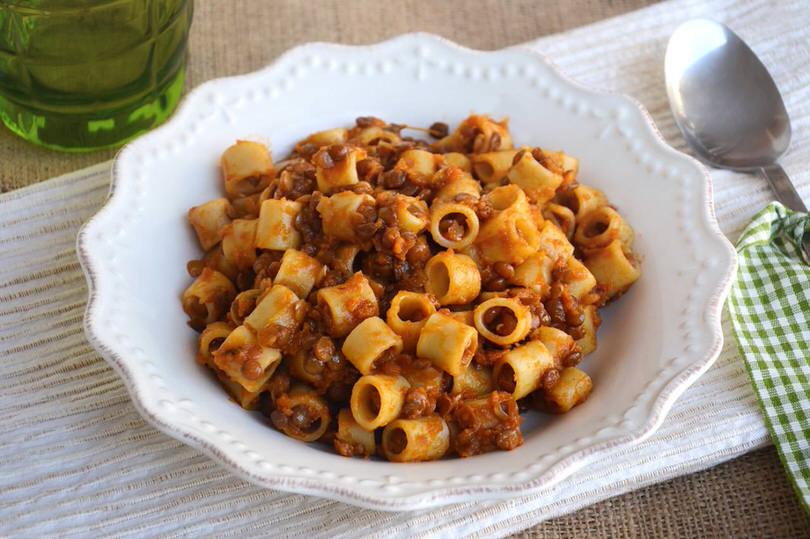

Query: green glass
0;0;193;152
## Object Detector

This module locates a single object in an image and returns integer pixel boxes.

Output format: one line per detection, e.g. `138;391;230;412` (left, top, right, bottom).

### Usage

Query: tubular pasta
342;317;404;375
273;249;325;299
382;417;450;462
182;114;641;461
188;198;232;251
386;291;436;352
493;340;554;399
473;297;532;346
542;367;592;413
221;140;274;199
507;149;563;204
314;146;367;193
416;311;478;376
557;185;607;219
584;239;640;299
255;198;302;250
221;218;258;272
316;272;379;337
471;150;519;184
350;374;410;430
182;268;237;327
424;251;481;305
429;201;480;250
574;205;634;252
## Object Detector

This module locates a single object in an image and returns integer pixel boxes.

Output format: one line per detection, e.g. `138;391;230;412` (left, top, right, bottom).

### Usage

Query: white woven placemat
2;0;809;536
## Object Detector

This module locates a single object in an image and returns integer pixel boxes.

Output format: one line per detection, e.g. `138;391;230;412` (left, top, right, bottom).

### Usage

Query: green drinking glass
0;0;193;152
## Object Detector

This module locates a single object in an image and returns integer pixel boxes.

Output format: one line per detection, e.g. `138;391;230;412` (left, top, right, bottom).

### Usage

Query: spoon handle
760;164;807;212
760;164;810;264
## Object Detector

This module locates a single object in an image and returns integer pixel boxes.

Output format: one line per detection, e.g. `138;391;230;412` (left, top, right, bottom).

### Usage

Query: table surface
0;1;807;536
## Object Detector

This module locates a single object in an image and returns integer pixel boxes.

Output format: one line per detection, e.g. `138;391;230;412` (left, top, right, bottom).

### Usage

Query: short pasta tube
536;326;576;367
433;167;481;203
416;311;478;376
536;220;575;261
583;239;640;299
386;291;436;352
350;374;410;430
550;151;580;185
316;272;379;337
451;363;494;397
484;184;530;215
334;408;375;458
471;150;519;184
573;206;634;251
512;250;555;296
561;256;597;302
349;126;401;146
443;152;472;172
212;325;282;392
182;268;237;327
390;194;430;235
215;370;267;410
507;149;563;204
382;417;450;462
273;249;325;299
229;288;261;326
342;317;404;375
255;198;302;250
543;367;592;413
298;127;348;150
394;149;443;183
433;115;512;154
188;198;231;251
424;251;481;305
200;243;238;280
197;321;233;367
429;202;480;249
221;218;258;272
221;140;274;199
577;306;601;356
493;340;554;400
476;205;540;264
473;297;532;346
314;145;367;193
557;185;607;219
316;191;376;242
272;386;331;442
244;284;304;332
542;203;576;240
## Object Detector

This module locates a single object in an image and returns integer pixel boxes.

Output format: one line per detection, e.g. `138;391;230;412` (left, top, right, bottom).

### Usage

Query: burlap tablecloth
0;1;808;536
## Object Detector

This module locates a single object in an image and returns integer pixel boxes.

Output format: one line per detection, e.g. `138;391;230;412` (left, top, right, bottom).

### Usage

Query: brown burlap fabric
0;1;807;536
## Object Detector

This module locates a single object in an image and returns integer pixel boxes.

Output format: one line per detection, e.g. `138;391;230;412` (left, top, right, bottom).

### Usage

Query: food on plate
182;114;640;461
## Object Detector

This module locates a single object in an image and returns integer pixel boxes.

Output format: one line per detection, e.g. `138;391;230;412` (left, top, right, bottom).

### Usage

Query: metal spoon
665;18;810;263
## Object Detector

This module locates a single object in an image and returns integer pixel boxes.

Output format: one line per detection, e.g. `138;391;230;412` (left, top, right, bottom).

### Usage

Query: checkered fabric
728;202;810;513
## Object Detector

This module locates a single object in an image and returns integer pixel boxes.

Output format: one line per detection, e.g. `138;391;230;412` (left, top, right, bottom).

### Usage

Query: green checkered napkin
728;202;810;513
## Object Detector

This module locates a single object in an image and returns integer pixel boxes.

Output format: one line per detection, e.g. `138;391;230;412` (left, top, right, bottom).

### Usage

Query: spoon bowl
666;18;809;263
665;19;791;170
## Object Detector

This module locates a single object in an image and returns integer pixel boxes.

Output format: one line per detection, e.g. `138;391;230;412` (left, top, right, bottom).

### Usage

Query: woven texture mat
1;0;809;536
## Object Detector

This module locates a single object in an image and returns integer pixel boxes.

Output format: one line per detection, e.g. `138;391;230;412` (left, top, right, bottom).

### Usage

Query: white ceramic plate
78;33;736;511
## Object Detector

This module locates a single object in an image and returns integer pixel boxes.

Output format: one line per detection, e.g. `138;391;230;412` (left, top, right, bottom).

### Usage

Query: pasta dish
182;115;640;461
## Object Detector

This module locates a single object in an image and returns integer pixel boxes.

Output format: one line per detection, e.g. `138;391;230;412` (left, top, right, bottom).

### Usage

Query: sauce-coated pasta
182;114;640;461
